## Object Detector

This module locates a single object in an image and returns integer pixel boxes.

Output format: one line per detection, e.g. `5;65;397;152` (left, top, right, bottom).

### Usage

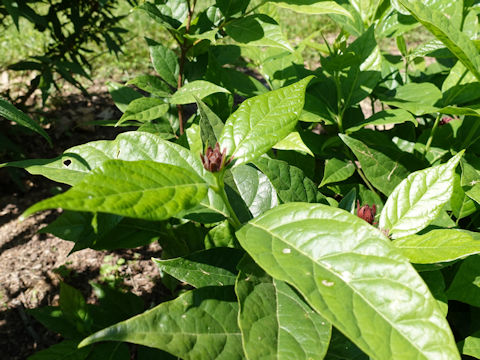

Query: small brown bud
200;142;231;172
356;200;376;225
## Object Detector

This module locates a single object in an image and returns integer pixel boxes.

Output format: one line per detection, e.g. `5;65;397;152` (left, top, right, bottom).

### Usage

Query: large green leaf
273;131;314;156
0;98;52;146
398;0;480;81
235;256;331;359
268;0;352;18
339;133;411;196
219;76;313;166
146;38;179;88
345;109;417;134
154;248;244;288
320;157;356;187
225;14;292;51
379;152;463;239
253;156;323;203
22;160;208;222
170;81;230;105
446;255;480;307
79;287;243;360
392;229;480;264
4;132;230;220
117;97;169;125
236;203;460;360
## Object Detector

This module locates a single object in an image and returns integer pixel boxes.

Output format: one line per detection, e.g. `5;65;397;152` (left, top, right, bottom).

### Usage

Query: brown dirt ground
0;88;170;359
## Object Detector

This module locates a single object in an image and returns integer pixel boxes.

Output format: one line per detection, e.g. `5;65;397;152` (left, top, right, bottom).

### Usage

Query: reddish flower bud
356;200;376;225
200;142;231;172
439;116;453;126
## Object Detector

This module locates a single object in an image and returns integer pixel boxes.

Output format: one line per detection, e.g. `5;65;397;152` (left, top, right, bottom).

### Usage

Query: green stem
425;113;441;155
213;172;242;230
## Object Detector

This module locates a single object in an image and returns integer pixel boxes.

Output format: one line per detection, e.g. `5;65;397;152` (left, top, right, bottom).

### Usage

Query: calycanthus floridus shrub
7;0;480;359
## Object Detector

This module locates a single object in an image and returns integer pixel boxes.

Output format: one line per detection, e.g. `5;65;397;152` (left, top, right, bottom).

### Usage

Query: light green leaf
345;109;417;134
348;0;383;24
197;98;224;148
225;14;293;51
79;287;243;360
146;38;179;88
204;221;236;249
0;98;52;146
22;160;208;222
117;97;169;125
236;257;331;359
339;134;411;196
107;82;143;113
236;203;460;360
253;156;324;203
220;76;313;167
446;255;480;307
231;164;278;218
320;157;356;187
398;0;480;81
392;229;480;264
381;82;442;116
126;75;172;97
154;248;244;288
268;0;352;18
459;331;480;359
379;152;463;239
170;81;230;105
273;131;314;156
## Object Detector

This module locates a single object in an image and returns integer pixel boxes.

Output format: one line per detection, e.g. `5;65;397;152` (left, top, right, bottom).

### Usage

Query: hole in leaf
63;159;72;167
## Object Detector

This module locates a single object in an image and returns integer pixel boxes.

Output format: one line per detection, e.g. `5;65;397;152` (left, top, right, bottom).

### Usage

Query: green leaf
398;0;480;81
459;331;480;359
107;82;143;113
117;97;169;126
231;164;278;217
79;287;243;360
127;75;173;97
197;98;224;148
268;0;352;18
253;156;323;203
0;98;52;146
273;131;314;156
379;152;463;239
324;328;368;360
154;248;244;288
381;82;441;116
146;38;179;88
392;229;480;264
420;271;448;317
22;160;208;222
339;133;411;196
320;157;356;187
225;14;292;52
59;283;89;333
220;76;313;167
27;340;90;360
446;255;480;307
345;109;417;134
236;203;460;360
215;0;249;18
204;221;236;249
87;343;130;360
170;81;230;105
235;256;331;359
28;306;82;339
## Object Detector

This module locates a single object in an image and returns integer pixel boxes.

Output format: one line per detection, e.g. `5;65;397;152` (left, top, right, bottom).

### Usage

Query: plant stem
213;172;242;230
424;113;441;155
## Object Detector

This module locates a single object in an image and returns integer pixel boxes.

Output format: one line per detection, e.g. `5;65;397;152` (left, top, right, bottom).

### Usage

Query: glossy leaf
22;160;208;222
320;157;356;187
273;131;314;156
220;76;313;166
392;229;480;264
254;156;323;203
0;98;52;146
107;82;142;113
446;255;480;307
236;203;460;360
379;153;463;239
197;98;224;148
117;97;169;125
146;38;179;88
154;248;244;288
79;287;243;360
398;0;480;81
225;14;292;51
170;81;230;105
345;109;417;134
215;0;249;18
459;331;480;359
235;257;331;359
340;134;411;196
126;75;172;97
268;0;352;18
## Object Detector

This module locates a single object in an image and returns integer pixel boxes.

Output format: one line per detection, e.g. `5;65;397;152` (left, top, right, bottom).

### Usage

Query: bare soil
0;88;169;359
